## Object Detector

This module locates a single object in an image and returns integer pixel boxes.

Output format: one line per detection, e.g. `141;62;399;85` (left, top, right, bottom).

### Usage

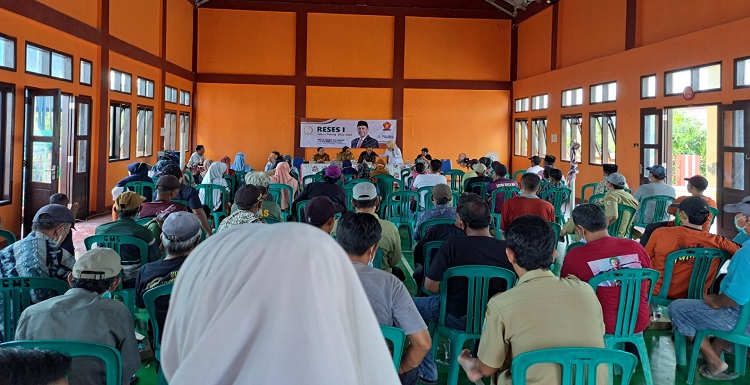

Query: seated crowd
0;146;749;385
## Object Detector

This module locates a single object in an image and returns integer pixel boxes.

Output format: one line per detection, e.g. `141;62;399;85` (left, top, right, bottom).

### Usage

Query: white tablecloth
301;163;411;180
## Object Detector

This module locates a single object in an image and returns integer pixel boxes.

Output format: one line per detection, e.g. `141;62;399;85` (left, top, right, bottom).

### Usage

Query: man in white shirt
526;155;544;177
413;159;447;209
186;145;205;168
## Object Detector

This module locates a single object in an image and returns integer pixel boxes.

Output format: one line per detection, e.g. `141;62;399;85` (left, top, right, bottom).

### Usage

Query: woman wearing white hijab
198;161;228;212
379;140;404;165
161;223;400;385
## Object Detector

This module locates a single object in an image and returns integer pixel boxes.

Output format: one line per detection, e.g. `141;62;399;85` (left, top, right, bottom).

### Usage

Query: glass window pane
51;52;71;80
0;36;14;69
31;142;53;183
575;88;583;105
723;152;745;189
76;140;87;173
643;149;658;177
607;83;617;101
643;114;657;145
77;102;89;136
607;116;616;163
33;96;54;137
26;45;50;75
120;106;130;158
698;64;721;90
80;61;91;85
668;70;691;94
590;116;602;164
180;113;190;153
723;109;744;147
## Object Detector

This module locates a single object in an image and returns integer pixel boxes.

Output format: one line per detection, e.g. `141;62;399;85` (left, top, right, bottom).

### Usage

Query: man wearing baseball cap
16;248;140;384
138;175;189;219
667;196;750;381
236;171;283;223
594;164;627;195
633;164;676;225
332;182;404;279
413;184;457;242
218;185;266;232
95;191;160;287
159;163;214;236
0;204;76;291
303;196;344;234
645;196;740;300
291;164;346;217
526;155;544;177
463;163;493;197
136;212;202;343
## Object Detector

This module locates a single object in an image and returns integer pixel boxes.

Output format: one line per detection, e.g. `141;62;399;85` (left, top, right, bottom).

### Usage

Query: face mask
101;291;112;299
735;216;747;233
367;249;375;267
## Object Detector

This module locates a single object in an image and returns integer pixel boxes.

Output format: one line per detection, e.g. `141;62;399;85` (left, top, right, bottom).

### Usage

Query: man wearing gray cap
16;248;140;385
332;182;404;280
136;212;202;343
667;196;750;381
633;164;676;224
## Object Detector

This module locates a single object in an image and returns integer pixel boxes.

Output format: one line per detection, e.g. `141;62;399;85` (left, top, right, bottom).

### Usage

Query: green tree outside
671;110;706;184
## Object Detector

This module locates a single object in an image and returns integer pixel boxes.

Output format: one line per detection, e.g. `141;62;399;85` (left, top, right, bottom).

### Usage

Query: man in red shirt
500;173;555;231
561;204;652;336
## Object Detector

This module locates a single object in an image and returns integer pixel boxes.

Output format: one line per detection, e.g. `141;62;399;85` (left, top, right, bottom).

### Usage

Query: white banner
300;119;397;148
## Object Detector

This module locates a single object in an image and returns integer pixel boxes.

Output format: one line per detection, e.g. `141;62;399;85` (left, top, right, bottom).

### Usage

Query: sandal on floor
699;364;740;381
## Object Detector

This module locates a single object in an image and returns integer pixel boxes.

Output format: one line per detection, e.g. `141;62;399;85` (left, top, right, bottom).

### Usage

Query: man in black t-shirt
291;165;347;217
412;193;515;384
135;212;202;343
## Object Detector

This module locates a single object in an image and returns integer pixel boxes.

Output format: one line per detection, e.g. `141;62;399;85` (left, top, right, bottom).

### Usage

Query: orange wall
109;0;162;56
37;0;100;28
517;7;552;80
556;0;627;68
195;84;295;169
404;89;510;166
166;0;194;71
636;0;750;47
307;13;394;79
512;16;750;194
404;17;511;81
197;9;296;75
0;8;100;236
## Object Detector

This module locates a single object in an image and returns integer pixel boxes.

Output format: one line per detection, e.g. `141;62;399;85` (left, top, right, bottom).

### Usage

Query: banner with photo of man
300;119;397;148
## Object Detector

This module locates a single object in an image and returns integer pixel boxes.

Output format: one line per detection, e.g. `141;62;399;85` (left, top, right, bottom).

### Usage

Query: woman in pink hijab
219;156;235;177
270;162;298;210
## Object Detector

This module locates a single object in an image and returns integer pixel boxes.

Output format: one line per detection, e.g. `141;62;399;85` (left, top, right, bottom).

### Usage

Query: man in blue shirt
668;196;750;381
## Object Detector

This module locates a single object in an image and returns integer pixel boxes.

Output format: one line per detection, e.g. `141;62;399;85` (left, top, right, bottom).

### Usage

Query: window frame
179;112;191;153
561;87;584;107
163;110;177;152
109;68;132;94
137;77;155;99
179;89;191;106
514;119;529;157
664;61;722;96
589;80;617;104
640;74;656;99
79;59;93;86
0;33;17;72
588;111;617;166
733;56;750;89
530;117;547;157
108;101;132;162
531;94;549;111
0;83;14;206
25;42;73;82
514;97;529;113
560;114;583;162
135;105;154;158
165;86;178;104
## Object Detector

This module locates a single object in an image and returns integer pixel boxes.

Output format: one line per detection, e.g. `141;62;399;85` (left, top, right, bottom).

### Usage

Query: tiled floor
71;213;111;257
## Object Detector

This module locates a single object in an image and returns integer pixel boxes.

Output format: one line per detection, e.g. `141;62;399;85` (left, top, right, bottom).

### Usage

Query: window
137;77;154;98
110;69;132;93
561;88;583;107
561;115;582;162
735;57;750;88
165;86;178;103
179;112;191;153
80;59;92;85
514;119;529;156
0;34;15;70
590;81;617;103
589;113;616;165
641;75;656;99
0;84;13;204
514;98;529;113
531;118;547;156
136;106;153;158
163;111;177;151
109;102;131;161
665;62;721;95
179;90;191;106
531;94;548;110
26;43;72;81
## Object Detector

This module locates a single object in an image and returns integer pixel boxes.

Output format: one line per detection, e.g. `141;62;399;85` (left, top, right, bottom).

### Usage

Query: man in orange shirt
645;197;740;299
500;173;555;231
640;175;717;246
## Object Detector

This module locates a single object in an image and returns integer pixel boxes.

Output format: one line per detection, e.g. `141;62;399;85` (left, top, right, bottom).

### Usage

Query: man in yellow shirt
311;147;330;163
336;146;354;161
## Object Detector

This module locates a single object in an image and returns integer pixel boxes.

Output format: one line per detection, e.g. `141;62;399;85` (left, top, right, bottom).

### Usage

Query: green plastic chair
268;183;295;221
182;171;195;186
540;187;572;226
588;193;606;206
709;206;719;228
565;241;585;253
84;235;150;319
295;200;310;223
589;268;660;385
151;175;160;185
633;195;675;229
302;174;323;187
372;248;383;270
143;283;173;362
420;241;443;296
511;347;638;385
416;186;434;210
444;170;465;193
654;248;730;365
580;182;599;204
0;340;123;385
235;171;247;186
491;213;502;240
135;217;152;226
264;217;281;224
372;175;402;199
0;229;16;247
342;184;356;212
686;303;750;384
549;222;561;242
467;181;490;201
401;168;413;190
195;183;229;231
512;170;525;183
381;325;406;370
490;186;520;214
418;218;455;239
431;265;517;385
172;199;190;207
124;181;155;200
608;205;636;239
382;191;420;223
0;277;69;341
223;174;237;202
539;181;551;190
347;178;374;185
